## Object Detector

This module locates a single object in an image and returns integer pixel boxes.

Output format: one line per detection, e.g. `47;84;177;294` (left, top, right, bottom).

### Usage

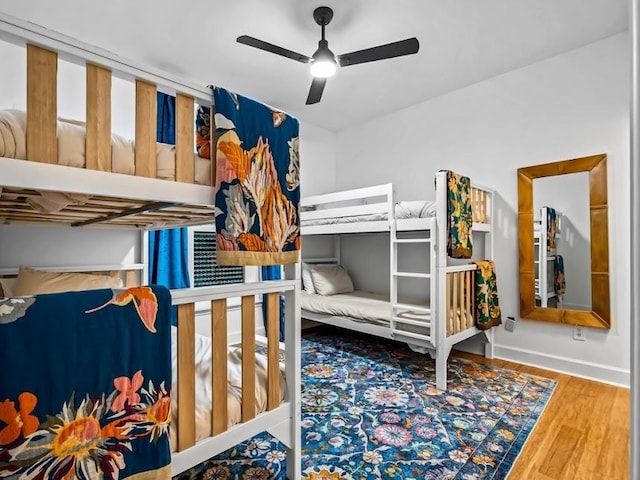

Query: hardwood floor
453;350;631;480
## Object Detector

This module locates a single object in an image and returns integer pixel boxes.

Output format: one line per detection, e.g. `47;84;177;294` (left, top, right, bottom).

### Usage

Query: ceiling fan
237;6;420;105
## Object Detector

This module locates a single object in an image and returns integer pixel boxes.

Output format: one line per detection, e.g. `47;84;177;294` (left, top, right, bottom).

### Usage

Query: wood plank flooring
453;351;630;480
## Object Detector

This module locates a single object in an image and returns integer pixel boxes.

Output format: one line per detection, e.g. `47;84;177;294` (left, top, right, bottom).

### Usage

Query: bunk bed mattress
302;200;436;226
301;290;430;325
0;109;211;185
169;327;286;451
301;290;391;324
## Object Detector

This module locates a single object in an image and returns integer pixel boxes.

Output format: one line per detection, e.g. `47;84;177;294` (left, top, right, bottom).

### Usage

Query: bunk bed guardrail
0;12;217;230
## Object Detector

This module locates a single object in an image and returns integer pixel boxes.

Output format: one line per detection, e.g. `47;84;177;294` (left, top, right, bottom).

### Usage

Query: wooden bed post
26;44;57;163
135;80;157;178
266;292;281;411
241;295;256;422
86;64;112;172
176;93;195;184
177;302;196;451
211;299;228;435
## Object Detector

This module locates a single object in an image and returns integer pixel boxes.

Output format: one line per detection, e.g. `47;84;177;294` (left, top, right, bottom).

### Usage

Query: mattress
0;109;211;185
301;200;436;226
169;326;286;451
301;290;430;326
301;290;392;325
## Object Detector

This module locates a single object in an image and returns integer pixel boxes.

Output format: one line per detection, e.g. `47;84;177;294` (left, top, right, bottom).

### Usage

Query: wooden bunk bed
300;173;495;390
534;206;564;308
0;13;301;479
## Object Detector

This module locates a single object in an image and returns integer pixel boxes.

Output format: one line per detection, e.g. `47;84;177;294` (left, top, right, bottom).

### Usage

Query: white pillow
301;262;316;294
310;264;354;296
13;266;124;296
0;278;17;297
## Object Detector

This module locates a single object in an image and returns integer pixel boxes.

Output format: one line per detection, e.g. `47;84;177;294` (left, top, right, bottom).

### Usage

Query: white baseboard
494;344;630;388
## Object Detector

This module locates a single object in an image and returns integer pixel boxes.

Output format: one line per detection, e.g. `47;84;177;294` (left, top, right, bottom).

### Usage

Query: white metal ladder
389;220;436;348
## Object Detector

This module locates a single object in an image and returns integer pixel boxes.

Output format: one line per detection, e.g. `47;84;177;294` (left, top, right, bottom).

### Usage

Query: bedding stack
0;109;212;188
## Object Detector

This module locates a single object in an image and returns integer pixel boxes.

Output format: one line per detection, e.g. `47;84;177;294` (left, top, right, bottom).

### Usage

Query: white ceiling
0;0;629;132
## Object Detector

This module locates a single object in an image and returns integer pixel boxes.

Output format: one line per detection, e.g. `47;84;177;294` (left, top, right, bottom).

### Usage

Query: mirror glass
517;153;610;328
532;172;591;310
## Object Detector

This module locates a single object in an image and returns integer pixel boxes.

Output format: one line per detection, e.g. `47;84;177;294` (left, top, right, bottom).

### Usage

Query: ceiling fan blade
237;35;311;63
306;77;327;105
338;37;419;67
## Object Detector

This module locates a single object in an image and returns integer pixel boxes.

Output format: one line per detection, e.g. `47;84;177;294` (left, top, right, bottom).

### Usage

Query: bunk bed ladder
389;220;435;350
536;207;563;308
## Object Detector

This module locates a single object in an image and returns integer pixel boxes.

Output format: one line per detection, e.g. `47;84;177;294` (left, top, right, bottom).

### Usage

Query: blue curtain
148;92;189;289
261;266;285;342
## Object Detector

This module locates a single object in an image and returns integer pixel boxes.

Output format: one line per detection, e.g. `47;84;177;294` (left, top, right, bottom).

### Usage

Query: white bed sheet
169;326;286;451
301;200;436;227
301;290;430;326
301;290;391;325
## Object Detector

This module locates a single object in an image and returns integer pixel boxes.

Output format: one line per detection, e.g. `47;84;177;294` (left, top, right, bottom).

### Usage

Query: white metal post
141;230;149;285
283;263;301;479
484;188;495;359
540;208;549;308
434;172;449;390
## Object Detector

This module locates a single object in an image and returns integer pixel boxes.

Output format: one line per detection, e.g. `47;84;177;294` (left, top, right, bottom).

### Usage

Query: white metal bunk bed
534;206;563;308
300;174;495;390
0;13;301;479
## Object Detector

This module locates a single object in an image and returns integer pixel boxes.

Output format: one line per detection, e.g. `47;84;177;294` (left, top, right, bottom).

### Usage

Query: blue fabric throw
148;92;190;289
0;287;173;478
211;87;300;266
261;266;285;342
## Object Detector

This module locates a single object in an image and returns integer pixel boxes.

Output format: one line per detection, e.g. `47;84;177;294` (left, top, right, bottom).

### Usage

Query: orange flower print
111;370;144;412
0;392;39;445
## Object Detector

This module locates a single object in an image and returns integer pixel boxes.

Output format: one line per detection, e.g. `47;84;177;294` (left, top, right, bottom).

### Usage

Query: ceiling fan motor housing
313;6;334;26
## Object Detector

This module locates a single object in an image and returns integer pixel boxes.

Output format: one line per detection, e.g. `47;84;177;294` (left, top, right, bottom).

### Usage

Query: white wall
334;33;630;386
0;225;140;268
299;122;337;197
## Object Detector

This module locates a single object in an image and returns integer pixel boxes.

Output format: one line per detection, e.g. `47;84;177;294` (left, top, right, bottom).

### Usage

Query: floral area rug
174;329;556;479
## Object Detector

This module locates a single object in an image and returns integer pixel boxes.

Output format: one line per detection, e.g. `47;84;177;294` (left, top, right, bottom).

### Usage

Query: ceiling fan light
310;58;337;78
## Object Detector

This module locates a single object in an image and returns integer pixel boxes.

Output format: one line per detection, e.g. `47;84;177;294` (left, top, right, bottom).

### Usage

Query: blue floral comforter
0;286;172;479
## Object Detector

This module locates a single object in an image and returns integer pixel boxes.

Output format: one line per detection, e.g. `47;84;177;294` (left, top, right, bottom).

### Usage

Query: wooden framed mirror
518;153;610;328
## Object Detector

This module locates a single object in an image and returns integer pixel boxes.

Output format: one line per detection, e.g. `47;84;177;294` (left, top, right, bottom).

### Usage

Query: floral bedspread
554;255;566;295
445;171;473;259
475;260;502;330
198;87;300;266
545;206;558;251
0;286;172;479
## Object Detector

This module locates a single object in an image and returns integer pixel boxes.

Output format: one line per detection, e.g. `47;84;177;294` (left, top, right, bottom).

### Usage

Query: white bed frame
300;173;495;390
0;12;301;479
535;206;563;308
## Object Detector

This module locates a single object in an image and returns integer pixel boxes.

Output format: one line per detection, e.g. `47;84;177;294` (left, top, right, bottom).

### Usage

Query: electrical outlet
573;326;586;341
504;316;516;332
